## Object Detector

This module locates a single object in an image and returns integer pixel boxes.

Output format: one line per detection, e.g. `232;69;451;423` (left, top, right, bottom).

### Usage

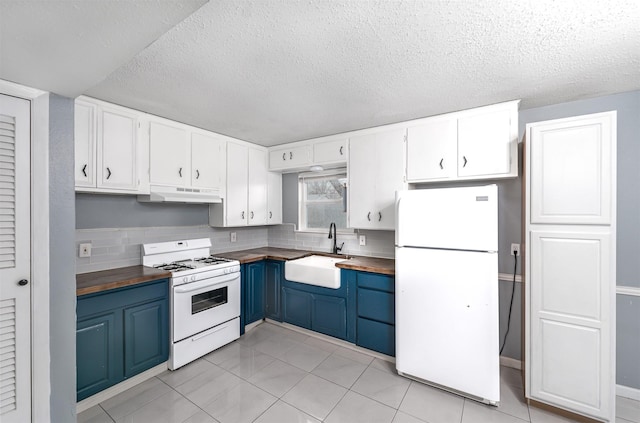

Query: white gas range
142;238;240;370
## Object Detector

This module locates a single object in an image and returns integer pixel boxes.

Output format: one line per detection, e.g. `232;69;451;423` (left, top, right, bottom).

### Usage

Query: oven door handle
191;323;230;341
174;273;239;293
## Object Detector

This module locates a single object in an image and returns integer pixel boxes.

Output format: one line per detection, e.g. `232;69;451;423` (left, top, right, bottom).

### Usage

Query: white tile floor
79;322;640;423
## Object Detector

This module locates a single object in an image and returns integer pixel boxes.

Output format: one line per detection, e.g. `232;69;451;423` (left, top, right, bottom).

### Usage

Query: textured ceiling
0;0;207;97
4;1;639;146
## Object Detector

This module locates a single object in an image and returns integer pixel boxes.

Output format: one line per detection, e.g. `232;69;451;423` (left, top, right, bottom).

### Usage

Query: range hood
138;185;222;204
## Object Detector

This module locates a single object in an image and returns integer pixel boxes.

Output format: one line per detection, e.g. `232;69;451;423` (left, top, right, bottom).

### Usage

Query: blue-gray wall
49;94;76;422
76;194;209;228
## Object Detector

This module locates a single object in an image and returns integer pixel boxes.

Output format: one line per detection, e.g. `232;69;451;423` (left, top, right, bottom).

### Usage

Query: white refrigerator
395;185;500;405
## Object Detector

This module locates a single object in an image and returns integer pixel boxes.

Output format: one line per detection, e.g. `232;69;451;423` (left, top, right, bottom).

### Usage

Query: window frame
297;169;351;234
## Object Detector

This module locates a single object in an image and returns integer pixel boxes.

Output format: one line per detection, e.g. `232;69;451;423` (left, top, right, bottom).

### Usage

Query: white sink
284;255;350;289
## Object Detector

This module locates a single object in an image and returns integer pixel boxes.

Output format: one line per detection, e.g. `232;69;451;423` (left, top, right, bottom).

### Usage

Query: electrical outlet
359;235;366;246
511;243;520;256
79;243;92;258
230;232;237;243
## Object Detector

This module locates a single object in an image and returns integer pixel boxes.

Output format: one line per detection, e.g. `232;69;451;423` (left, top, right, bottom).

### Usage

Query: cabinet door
348;133;377;229
406;118;456;181
265;261;282;321
245;261;265;324
226;142;249;226
248;147;268;225
191;132;224;190
149;121;189;187
98;107;139;190
282;287;312;329
313;139;347;164
76;311;121;401
374;128;407;230
357;318;395;356
267;172;282;225
529;230;612;419
311;293;347;340
269;145;312;170
123;298;169;378
457;107;514;177
529;113;613;225
74;100;96;187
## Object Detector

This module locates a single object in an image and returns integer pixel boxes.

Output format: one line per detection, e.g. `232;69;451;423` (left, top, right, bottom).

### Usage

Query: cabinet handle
282;153;286;161
269;211;273;219
179;167;183;177
106;167;112;179
463;156;468;167
367;212;371;221
339;146;344;155
196;169;200;179
290;152;293;160
82;164;87;177
250;211;254;219
241;211;245;219
439;158;443;170
378;212;382;221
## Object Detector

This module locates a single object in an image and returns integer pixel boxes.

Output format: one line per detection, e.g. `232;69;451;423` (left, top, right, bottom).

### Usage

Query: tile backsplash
76;223;395;274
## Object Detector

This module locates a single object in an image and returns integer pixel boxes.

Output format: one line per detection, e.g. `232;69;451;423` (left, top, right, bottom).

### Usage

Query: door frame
0;79;51;422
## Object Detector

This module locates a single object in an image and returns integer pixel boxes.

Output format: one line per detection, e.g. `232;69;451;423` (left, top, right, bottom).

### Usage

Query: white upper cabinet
406;100;519;183
248;147;268;226
348;127;406;230
149;119;225;192
191;132;225;189
267;172;282;224
313;138;347;165
269;144;312;170
149;121;189;187
210;142;279;227
75;97;143;193
406;117;457;181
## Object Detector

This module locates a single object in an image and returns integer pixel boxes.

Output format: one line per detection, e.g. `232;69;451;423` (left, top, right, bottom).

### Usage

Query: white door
458;107;513;177
406;118;457;181
529;230;612;419
99;107;139;190
226;142;248;226
267;172;282;224
149;121;189;187
191;133;223;190
372;128;406;230
74;100;96;188
0;94;31;422
347;132;377;229
247;148;267;226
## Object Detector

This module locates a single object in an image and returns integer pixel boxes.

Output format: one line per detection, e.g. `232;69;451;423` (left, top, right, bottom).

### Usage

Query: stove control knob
183;277;188;284
191;276;196;282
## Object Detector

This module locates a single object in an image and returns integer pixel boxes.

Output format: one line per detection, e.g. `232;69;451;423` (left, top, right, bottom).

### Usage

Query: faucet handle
337;242;344;253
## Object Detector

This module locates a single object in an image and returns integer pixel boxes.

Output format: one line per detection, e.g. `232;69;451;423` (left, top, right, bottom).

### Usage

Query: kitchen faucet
328;222;344;255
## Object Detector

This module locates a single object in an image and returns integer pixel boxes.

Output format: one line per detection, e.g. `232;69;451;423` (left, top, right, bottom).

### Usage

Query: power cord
500;250;518;355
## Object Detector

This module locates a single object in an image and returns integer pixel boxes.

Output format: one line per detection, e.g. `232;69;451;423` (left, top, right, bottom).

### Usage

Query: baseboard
500;356;522;370
617;384;640;401
76;362;168;414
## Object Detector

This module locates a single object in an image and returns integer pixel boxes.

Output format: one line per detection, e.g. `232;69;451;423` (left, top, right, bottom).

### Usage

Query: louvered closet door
0;94;31;423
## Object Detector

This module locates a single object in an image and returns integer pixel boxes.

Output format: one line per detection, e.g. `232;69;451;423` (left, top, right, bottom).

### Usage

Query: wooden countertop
334;256;395;275
76;265;172;296
218;247;395;275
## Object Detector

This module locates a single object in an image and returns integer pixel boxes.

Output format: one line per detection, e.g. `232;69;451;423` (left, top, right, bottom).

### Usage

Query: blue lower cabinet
356;317;395;356
282;286;312;329
76;278;169;401
76;311;121;400
123;298;169;378
265;260;282;321
245;261;266;325
311;293;347;339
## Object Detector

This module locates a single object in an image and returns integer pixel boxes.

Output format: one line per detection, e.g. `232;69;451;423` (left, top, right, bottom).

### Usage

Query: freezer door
395;246;500;403
395;185;498;251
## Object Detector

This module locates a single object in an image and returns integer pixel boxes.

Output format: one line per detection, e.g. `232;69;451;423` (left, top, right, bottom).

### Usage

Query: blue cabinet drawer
77;279;169;319
357;272;394;293
357;289;395;325
356;317;395;356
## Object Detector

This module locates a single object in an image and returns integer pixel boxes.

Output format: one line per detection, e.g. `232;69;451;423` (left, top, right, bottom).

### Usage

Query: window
299;170;347;232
